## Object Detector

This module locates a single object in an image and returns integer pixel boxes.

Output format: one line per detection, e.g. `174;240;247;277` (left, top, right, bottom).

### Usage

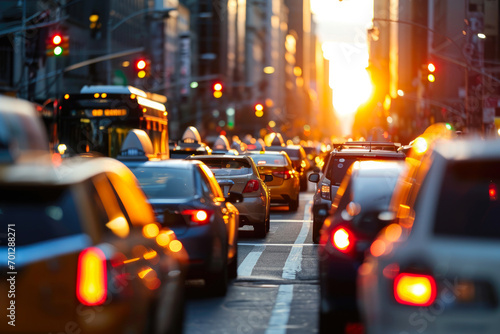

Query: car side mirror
308;173;320;183
227;191;243;203
264;174;273;182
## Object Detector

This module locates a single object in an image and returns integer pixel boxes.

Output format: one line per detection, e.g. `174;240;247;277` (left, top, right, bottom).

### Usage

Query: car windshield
249;154;286;166
196;158;253;176
434;160;500;240
131;167;196;199
0;185;82;246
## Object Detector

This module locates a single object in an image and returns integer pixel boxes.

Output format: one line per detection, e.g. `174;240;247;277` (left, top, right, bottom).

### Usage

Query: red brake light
182;209;212;225
331;227;354;253
243;179;260;193
77;247;107;306
394;273;437;306
272;170;291;180
489;183;497;201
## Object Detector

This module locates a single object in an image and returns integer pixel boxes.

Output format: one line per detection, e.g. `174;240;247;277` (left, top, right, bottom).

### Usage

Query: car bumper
234;196;267;226
172;224;224;278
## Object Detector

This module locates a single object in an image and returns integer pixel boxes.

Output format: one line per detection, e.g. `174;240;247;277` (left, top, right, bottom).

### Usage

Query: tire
312;218;322;244
205;249;228;297
265;211;270;233
254;222;267;238
300;176;308;192
228;246;238;279
319;311;346;334
289;194;299;212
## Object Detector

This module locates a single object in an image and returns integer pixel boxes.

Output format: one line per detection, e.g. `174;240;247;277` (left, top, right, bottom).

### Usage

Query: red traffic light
254;103;264;111
213;82;223;91
52;34;62;45
427;63;436;72
136;59;147;70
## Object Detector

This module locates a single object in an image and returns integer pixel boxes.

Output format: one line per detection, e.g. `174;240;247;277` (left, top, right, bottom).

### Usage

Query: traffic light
47;33;69;57
426;63;436;83
213;82;223;98
134;58;150;78
254;103;264;117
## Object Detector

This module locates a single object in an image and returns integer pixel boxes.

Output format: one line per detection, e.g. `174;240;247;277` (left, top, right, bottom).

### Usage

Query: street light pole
106;7;177;85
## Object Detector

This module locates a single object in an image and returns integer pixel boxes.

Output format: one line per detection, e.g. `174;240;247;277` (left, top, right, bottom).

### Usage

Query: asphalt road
184;189;319;334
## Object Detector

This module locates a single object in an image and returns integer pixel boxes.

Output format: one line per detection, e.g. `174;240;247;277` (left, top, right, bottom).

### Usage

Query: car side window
91;174;132;237
197;165;216;199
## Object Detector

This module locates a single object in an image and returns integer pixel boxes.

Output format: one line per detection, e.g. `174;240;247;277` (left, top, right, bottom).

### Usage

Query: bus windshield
58;86;169;158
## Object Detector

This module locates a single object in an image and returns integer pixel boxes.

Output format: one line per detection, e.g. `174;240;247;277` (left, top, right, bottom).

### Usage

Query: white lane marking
271;219;312;223
282;201;312;279
239;243;317;247
237;245;266;277
265;284;294;334
264;201;313;334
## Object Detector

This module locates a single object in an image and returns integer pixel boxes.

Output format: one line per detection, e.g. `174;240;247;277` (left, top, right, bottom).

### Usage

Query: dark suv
308;141;405;243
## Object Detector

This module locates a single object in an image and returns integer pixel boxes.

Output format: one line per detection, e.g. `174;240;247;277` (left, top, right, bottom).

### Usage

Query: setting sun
331;63;373;117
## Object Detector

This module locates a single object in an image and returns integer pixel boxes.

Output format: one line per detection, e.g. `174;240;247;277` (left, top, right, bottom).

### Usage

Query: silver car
187;155;272;238
357;139;500;334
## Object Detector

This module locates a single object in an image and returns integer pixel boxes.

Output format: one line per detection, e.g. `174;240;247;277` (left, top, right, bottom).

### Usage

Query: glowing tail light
243;179;260;193
331;227;353;253
489;183;497;201
272;170;291;180
320;184;331;200
77;247;107;306
394;273;437;306
182;209;212;225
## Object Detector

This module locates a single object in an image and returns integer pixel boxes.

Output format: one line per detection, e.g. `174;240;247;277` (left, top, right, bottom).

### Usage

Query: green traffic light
445;123;452;130
54;46;63;56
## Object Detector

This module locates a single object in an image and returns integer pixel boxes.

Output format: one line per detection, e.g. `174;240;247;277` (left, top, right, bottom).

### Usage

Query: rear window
249;154;286;166
196;158;252;176
131;167;195;199
327;158;358;185
0;185;82;246
434;161;500;239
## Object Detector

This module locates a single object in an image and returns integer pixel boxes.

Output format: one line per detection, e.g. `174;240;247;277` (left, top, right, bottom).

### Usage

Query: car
119;131;241;296
246;150;301;212
0;95;51;162
267;144;311;191
186;154;272;238
357;139;500;334
309;141;406;243
0;155;186;334
318;160;406;333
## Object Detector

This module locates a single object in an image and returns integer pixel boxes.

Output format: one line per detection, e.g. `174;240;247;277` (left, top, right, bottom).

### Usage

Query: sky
310;0;375;135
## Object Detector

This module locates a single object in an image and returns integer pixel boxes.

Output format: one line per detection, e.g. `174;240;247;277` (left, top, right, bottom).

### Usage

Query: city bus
58;85;169;158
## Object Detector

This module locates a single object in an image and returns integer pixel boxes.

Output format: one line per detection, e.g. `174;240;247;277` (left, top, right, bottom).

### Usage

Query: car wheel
312;218;322;244
205;250;228;297
228;247;238;279
300;176;308;192
289;195;299;212
265;211;270;233
319;310;346;334
254;222;267;238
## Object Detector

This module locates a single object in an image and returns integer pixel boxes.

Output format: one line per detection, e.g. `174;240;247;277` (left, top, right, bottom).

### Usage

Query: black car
309;141;405;243
318;160;405;333
122;158;241;296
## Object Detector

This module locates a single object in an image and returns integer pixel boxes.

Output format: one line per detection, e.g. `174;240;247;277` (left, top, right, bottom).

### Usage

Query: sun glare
331;66;373;117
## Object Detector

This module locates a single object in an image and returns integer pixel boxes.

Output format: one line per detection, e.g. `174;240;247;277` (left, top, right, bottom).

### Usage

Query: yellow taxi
0;156;186;334
246;151;300;211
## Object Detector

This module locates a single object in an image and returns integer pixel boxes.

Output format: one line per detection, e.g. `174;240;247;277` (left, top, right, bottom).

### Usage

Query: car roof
187;154;252;161
432;138;500;161
1;157;135;185
123;158;201;169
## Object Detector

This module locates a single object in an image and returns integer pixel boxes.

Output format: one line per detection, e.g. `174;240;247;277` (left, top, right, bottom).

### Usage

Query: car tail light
489;183;497;201
273;170;291;180
331;227;354;253
320;184;331;200
394;273;437;306
182;209;213;225
77;247;107;306
243;179;260;193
